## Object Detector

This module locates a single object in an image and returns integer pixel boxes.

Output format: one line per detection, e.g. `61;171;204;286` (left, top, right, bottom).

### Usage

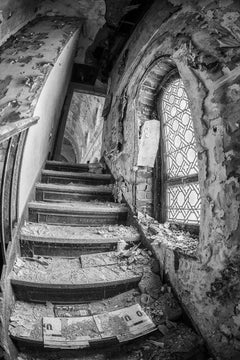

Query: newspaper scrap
43;304;156;349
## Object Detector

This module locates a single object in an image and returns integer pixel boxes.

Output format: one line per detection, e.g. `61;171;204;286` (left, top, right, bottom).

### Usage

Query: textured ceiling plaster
0;0;106;62
37;0;105;25
0;16;80;139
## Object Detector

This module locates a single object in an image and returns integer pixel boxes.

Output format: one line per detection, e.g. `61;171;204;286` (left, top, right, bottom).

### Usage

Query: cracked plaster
102;0;240;358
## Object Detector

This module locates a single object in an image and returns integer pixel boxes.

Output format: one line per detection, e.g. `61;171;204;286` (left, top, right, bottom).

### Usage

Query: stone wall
102;0;240;358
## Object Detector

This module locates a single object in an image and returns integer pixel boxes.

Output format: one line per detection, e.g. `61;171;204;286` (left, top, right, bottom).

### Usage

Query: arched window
157;71;201;227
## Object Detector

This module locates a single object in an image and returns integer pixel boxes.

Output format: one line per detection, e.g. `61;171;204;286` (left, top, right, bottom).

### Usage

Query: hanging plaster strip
137;120;160;168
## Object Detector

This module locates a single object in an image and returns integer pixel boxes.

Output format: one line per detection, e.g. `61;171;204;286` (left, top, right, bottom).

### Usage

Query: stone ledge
135;212;199;260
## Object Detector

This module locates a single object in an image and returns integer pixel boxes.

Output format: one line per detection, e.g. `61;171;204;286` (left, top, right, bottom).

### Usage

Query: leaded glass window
159;74;200;225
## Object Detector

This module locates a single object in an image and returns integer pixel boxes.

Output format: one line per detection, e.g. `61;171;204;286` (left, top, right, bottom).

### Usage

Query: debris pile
137;212;198;258
10;241;208;359
21;223;140;241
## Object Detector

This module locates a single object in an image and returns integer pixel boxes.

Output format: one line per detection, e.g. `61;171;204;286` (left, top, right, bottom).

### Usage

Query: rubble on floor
20;223;140;241
137;212;199;258
10;244;183;344
43;304;156;348
29;200;128;210
11;256;141;284
16;321;206;360
10;239;207;359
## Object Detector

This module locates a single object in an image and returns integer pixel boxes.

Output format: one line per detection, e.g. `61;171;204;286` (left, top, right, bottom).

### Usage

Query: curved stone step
10;257;142;303
45;160;90;173
28;201;128;226
35;183;113;203
20;223;140;257
41;170;113;186
9;296;156;350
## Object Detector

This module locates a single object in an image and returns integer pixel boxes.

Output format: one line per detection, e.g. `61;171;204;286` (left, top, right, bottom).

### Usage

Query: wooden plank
41;170;113;185
28;201;127;213
20;237;118;257
35;183;113;203
45;160;89;172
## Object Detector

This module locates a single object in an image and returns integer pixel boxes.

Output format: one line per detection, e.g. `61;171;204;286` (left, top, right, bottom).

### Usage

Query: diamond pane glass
160;76;201;225
161;78;199;178
167;183;201;224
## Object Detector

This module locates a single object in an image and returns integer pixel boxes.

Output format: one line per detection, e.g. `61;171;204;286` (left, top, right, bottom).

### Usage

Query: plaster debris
21;223;140;241
137;212;198;258
11;256;141;284
43;304;156;348
80;251;119;267
9;243;182;343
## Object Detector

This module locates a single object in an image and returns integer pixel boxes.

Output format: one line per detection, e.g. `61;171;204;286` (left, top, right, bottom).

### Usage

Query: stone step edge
35;183;113;194
28;202;128;214
11;275;142;289
11;327;156;349
11;275;142;303
45;160;89;168
20;234;140;244
10;303;156;349
42;170;112;180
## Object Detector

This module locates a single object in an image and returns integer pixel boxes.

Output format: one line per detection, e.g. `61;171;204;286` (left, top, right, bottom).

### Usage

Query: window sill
137;212;198;260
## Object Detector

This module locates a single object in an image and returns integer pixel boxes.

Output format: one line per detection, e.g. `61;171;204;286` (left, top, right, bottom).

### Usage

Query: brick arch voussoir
136;57;175;123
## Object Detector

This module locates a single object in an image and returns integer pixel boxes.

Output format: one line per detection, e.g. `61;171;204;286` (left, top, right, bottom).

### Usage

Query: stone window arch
155;69;201;227
135;57;201;230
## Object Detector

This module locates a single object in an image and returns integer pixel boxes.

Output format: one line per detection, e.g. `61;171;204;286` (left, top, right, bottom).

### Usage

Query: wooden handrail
0;116;39;144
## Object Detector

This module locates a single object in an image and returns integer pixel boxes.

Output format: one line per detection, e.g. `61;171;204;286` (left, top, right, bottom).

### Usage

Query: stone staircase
8;161;208;360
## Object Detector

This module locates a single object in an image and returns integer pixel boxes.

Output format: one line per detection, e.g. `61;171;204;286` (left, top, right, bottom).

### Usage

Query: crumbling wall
102;0;240;358
0;0;106;64
37;0;106;64
7;17;81;217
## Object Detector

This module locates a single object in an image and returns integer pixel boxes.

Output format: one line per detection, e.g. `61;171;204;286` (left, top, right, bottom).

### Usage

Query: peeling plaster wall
0;0;106;64
0;0;40;46
102;0;240;358
36;0;106;64
18;26;79;217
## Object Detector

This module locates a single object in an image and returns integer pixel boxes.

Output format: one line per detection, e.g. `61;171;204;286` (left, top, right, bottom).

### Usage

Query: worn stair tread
42;169;112;180
28;201;127;214
9;285;181;345
45;161;105;174
10;256;141;285
16;319;205;359
20;224;140;257
45;160;90;169
35;183;113;194
10;291;141;342
17;353;108;360
20;223;140;242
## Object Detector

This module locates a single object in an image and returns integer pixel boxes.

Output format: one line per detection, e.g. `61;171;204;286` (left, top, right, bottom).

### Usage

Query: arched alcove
134;57;202;229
